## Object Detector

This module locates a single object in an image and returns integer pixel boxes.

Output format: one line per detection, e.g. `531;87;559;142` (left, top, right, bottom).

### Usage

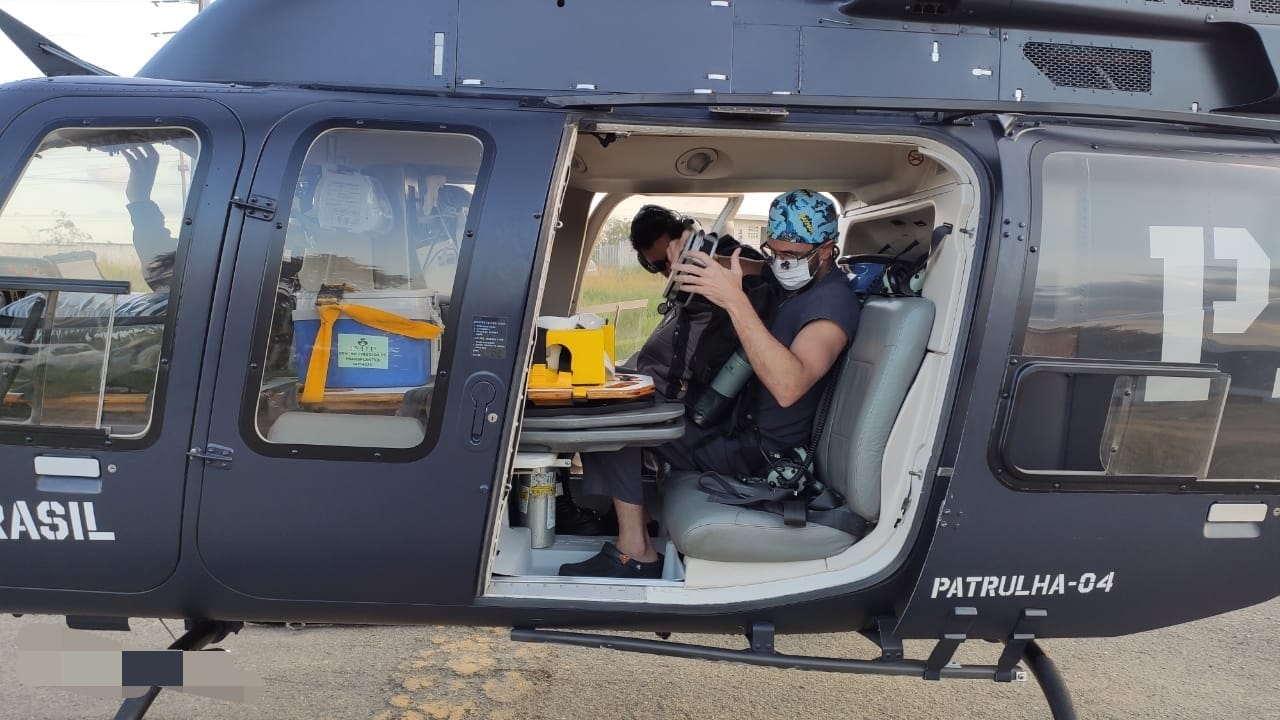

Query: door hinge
231;194;277;222
188;443;233;469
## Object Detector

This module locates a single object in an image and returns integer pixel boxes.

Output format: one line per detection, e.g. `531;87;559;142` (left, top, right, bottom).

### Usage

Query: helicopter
0;1;1278;718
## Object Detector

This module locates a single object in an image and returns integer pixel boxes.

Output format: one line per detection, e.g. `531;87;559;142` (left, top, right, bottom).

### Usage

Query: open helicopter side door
0;87;243;594
193;100;570;607
897;118;1280;642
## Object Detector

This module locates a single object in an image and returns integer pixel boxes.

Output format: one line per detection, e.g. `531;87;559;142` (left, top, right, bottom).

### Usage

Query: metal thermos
516;466;558;548
689;348;755;428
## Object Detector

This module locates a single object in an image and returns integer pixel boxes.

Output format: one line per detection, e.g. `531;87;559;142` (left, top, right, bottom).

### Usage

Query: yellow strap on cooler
301;303;444;404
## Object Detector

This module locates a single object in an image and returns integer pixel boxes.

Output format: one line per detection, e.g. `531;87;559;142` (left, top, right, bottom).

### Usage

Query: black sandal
558;542;664;579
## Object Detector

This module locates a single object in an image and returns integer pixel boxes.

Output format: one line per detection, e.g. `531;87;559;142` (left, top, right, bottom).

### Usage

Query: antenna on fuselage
0;9;114;77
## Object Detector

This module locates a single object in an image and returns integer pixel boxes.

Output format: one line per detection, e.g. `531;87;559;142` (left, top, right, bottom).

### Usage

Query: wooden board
526;372;654;406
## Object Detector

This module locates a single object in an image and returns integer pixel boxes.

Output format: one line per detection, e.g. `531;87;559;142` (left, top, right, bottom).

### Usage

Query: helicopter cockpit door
897;120;1280;642
194;100;568;605
0;91;243;593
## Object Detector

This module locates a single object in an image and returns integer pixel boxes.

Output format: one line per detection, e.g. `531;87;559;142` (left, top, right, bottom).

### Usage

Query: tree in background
599;217;629;247
590;217;632;269
37;211;94;245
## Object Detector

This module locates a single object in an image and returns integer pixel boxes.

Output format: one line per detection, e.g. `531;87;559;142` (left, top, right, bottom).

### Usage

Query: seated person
561;190;860;578
627;204;765;400
557;206;766;534
629;204;762;276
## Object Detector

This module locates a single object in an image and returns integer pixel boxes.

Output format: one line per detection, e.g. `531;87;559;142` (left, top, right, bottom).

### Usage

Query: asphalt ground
1;597;1277;720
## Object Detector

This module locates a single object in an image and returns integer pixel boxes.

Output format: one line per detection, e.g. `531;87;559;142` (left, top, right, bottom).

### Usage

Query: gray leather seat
661;297;935;562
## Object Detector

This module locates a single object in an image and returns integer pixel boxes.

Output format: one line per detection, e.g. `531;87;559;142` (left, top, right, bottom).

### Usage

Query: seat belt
695;470;868;538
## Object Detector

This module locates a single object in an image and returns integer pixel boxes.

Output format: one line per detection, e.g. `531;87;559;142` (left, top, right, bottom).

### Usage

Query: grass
97;259;153;292
577;266;668;362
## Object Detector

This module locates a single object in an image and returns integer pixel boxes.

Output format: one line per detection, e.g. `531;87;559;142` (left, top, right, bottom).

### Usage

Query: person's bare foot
613;499;659;562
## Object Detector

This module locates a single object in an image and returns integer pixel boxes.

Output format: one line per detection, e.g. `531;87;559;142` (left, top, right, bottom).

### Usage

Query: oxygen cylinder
689;348;755;428
515;466;558;549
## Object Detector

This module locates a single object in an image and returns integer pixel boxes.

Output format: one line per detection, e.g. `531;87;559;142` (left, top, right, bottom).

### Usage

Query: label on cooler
337;334;390;369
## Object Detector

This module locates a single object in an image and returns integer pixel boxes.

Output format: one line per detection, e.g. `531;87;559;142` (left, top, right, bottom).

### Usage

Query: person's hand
665;234;683;271
674;248;749;312
121;145;159;204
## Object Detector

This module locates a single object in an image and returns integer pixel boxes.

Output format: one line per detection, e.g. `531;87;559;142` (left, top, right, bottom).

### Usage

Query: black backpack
647;234;771;402
673;272;778;408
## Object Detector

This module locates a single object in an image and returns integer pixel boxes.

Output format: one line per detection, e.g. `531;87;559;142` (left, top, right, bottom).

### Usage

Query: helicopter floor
491;525;685;584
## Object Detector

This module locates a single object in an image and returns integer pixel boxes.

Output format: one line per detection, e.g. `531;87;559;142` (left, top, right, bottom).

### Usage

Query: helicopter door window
251;128;483;450
1001;363;1230;481
1009;149;1280;484
0;127;200;438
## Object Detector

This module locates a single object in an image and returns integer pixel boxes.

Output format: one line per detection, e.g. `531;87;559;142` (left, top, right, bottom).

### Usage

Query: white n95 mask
772;256;814;291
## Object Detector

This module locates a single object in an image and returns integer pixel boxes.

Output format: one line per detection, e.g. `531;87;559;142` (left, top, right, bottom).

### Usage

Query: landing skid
1023;641;1077;720
112;620;243;720
511;622;1078;720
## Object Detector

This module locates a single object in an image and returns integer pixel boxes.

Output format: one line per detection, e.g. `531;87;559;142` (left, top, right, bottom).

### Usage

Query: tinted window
251;128;483;450
1020;151;1280;480
0;128;199;437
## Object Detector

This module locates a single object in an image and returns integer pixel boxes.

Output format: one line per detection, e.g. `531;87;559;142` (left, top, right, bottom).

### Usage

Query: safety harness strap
665;308;691;400
694;471;868;538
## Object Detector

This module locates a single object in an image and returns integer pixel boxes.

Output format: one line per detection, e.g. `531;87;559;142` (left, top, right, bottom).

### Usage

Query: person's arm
122;145;159;205
673;249;847;407
121;146;176;267
125;200;175;264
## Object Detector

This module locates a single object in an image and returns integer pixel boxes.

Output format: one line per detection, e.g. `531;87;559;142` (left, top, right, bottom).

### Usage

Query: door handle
460;372;505;450
470;380;497;443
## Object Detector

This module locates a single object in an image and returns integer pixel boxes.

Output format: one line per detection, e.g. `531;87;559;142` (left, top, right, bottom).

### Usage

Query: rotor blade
0;8;114;77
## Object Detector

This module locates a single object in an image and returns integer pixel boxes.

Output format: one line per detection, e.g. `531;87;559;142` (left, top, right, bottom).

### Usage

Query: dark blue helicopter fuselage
0;0;1276;650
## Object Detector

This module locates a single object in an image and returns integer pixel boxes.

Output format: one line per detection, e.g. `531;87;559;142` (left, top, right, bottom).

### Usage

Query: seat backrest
815;297;935;522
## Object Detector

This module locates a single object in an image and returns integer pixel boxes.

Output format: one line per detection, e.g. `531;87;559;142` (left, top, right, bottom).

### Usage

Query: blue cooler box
293;290;440;389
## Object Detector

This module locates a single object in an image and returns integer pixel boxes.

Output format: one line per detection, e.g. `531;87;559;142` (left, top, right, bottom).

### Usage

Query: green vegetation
578;266;667;362
37;211;95;245
97;259;151;293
